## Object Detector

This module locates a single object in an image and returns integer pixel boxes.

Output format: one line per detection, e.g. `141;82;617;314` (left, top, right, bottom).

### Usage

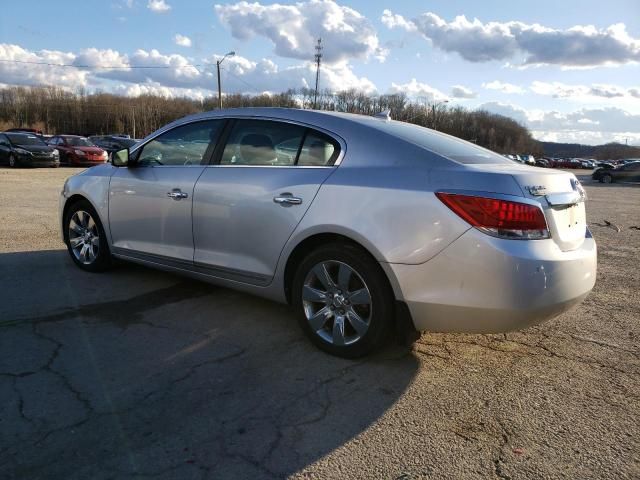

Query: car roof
168;107;397;136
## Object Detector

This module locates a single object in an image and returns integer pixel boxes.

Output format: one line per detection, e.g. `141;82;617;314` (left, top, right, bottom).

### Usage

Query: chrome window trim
131;114;346;167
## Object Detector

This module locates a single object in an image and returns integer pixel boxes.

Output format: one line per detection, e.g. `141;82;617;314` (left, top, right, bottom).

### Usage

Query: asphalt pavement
0;167;638;479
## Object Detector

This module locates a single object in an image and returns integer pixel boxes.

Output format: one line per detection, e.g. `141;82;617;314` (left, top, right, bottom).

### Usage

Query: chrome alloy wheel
68;210;100;265
302;260;372;346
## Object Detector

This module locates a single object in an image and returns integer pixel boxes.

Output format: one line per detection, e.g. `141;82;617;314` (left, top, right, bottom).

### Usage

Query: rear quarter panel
280;133;473;266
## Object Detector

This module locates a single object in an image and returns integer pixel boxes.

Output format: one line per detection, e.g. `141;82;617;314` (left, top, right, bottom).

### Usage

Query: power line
0;58;264;94
218;66;263;94
0;58;204;70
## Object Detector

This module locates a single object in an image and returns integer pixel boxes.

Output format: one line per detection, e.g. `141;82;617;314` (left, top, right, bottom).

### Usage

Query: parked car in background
579;160;596;169
554;158;581;169
4;127;44;135
595;161;615;169
48;135;108;166
535;158;551;168
89;135;138;156
60;108;596;357
0;132;59;167
592;161;640;183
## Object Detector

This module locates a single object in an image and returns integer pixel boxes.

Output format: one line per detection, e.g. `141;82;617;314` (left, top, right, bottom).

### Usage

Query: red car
47;135;108;166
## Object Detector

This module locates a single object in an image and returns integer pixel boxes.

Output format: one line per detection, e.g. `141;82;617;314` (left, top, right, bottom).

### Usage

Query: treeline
0;86;541;155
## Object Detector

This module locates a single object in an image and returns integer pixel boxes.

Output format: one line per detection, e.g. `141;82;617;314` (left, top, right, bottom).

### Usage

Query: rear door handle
273;193;302;206
167;189;188;200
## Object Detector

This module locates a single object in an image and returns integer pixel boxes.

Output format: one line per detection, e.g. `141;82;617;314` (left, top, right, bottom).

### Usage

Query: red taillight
436;192;550;240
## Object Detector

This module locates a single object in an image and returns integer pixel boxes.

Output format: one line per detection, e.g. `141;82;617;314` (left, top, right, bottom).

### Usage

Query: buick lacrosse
60;108;596;357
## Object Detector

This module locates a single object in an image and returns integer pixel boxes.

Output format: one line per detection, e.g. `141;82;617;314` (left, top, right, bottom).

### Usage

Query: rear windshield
373;121;513;165
64;137;94;147
6;133;45;146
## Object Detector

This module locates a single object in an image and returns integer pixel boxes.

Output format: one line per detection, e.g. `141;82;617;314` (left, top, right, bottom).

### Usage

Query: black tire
63;199;112;272
292;242;394;358
8;154;17;168
602;174;612;184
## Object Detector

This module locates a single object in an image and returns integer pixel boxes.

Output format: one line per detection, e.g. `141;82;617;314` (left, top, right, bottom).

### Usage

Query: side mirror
112;148;129;167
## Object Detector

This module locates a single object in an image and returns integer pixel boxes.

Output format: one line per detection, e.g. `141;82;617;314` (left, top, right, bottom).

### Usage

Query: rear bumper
389;228;597;333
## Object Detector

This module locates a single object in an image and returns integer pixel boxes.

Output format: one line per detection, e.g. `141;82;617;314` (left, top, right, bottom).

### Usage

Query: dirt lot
0;167;638;479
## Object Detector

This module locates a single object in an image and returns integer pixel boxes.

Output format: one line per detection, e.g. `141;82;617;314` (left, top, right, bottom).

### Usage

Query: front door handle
273;193;302;206
167;189;188;200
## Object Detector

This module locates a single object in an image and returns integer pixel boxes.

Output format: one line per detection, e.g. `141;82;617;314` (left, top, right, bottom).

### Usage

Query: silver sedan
59;108;597;357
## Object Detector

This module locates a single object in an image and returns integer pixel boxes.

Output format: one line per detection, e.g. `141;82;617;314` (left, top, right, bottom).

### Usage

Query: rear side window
136;120;224;167
220;119;340;166
298;132;339;166
373;121;513;165
220;120;306;166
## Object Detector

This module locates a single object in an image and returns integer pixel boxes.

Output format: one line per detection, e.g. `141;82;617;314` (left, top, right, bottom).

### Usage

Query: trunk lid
468;163;587;251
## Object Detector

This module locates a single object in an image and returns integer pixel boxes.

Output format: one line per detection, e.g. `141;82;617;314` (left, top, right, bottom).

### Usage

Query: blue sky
1;0;639;144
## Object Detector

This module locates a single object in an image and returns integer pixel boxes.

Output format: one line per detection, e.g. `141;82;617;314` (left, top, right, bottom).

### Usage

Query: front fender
59;165;115;245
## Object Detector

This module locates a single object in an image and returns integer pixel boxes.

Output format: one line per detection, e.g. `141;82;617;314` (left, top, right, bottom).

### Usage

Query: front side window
136;120;224;167
220;120;306;166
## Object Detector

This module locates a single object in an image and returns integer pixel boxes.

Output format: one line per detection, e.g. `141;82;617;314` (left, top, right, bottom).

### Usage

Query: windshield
64;137;95;147
7;133;46;146
372;120;514;165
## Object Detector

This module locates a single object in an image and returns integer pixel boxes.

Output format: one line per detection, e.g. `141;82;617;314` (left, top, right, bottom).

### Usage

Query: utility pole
216;51;236;109
314;38;322;109
431;100;449;131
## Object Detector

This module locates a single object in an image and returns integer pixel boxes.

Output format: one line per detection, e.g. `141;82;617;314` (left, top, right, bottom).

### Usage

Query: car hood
72;146;105;154
15;144;55;153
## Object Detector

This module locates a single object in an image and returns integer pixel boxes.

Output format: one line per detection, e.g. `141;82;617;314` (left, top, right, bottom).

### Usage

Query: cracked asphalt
0;167;638;479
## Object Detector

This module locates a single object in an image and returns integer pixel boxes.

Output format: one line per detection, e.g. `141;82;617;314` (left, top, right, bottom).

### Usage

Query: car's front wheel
8;154;17;168
63;200;111;272
601;174;612;184
292;243;394;358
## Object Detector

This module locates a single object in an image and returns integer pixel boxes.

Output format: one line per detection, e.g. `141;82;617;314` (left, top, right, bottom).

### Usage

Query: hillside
541;141;640;160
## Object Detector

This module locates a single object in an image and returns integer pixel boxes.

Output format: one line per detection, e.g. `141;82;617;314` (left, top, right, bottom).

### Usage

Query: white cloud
479;101;640;144
482;80;526;94
450;85;476;99
212;54;376;94
381;9;417;32
0;43;89;90
388;79;448;101
147;0;170;13
114;82;209;101
530;81;640;101
382;11;640;67
0;42;376;99
215;0;386;64
174;34;192;47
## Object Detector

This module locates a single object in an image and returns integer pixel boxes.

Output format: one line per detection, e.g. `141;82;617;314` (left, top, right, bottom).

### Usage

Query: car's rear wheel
292;243;394;358
64;200;111;272
8;154;16;168
601;174;612;184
